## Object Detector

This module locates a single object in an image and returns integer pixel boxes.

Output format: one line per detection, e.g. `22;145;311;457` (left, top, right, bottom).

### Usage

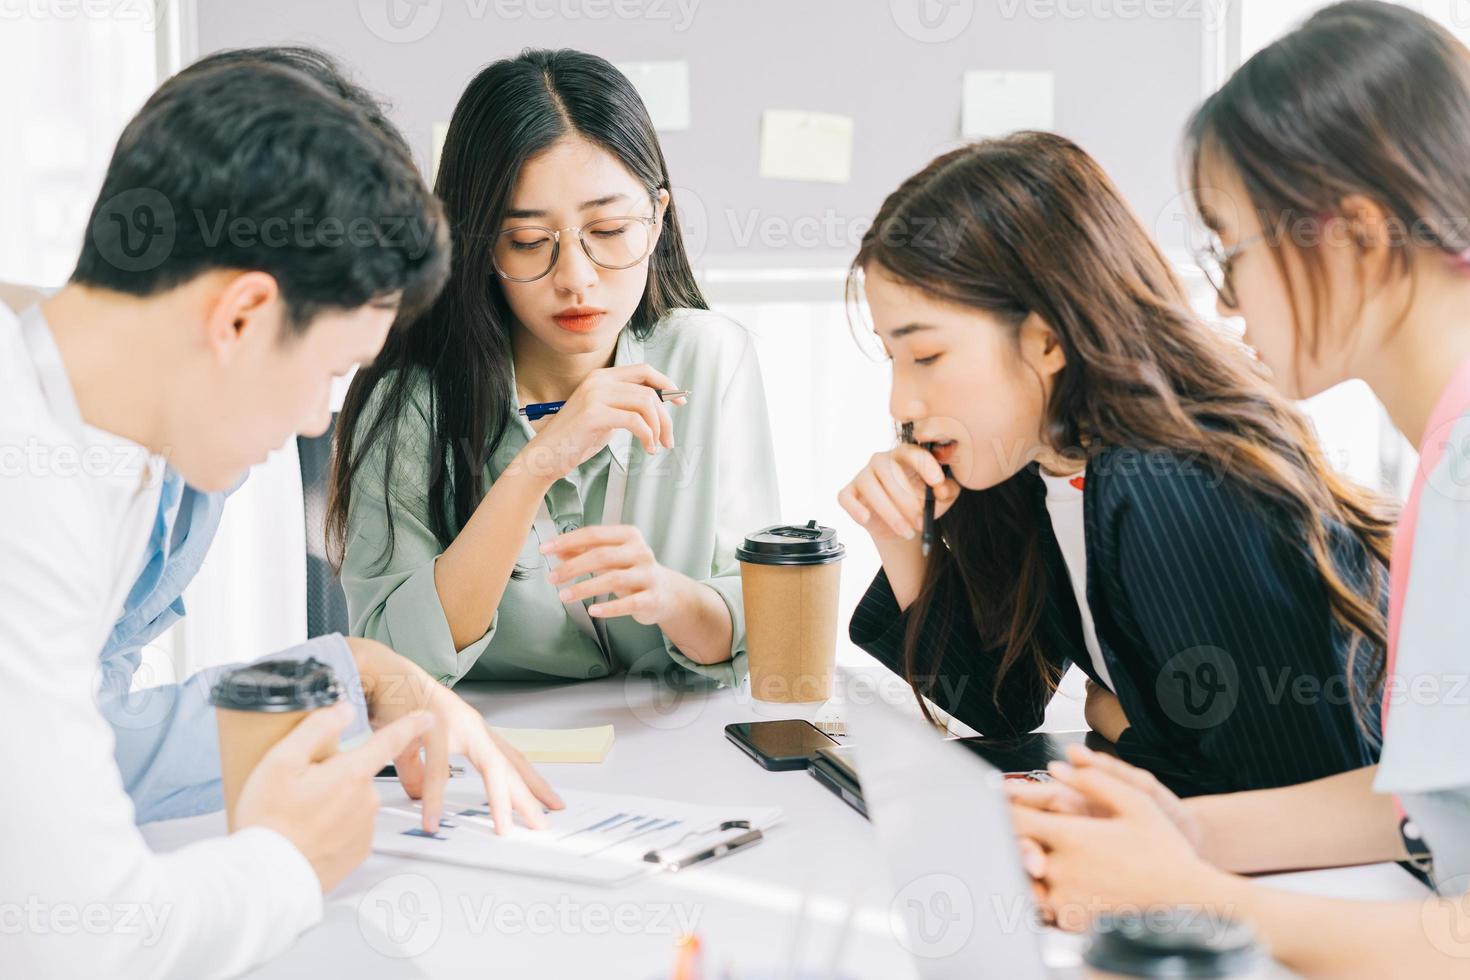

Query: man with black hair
0;57;558;978
92;46;437;826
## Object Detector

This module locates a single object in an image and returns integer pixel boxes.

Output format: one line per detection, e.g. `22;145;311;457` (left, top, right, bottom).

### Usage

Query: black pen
921;480;936;558
900;423;937;557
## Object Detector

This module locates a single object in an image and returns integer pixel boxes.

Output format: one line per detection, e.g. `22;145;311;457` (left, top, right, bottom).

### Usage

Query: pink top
1384;354;1470;719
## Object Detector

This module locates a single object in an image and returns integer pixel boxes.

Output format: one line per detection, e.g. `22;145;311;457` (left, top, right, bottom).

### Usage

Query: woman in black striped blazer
838;133;1394;797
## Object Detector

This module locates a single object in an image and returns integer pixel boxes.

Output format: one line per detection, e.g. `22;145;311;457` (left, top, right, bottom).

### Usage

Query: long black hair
327;48;706;568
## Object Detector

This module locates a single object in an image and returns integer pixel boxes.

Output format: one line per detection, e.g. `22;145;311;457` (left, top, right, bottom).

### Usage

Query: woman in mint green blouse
326;50;779;687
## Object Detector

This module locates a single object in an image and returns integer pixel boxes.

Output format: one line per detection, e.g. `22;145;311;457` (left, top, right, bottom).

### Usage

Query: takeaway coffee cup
737;521;846;704
1084;910;1269;979
210;657;344;831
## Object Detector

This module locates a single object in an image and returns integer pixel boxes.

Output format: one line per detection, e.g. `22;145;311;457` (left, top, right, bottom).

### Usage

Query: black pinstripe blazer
850;448;1383;797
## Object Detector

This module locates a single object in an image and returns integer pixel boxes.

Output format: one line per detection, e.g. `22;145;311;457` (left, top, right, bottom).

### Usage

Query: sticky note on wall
961;70;1055;139
615;60;692;131
759;110;854;184
430;121;449;181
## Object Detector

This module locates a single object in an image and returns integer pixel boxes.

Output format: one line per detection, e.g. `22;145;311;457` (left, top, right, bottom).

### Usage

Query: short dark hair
178;46;412;160
72;59;449;332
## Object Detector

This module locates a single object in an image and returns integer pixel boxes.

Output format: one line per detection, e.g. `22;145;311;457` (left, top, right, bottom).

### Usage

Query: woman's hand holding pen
515;364;687;485
838;443;961;544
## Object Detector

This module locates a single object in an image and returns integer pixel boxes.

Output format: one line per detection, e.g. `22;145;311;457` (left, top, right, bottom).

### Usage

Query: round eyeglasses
1196;231;1264;310
492;215;658;283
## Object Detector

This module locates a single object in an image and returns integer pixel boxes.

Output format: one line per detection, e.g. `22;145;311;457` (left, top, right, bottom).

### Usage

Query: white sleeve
0;441;322;978
1375;412;1470;795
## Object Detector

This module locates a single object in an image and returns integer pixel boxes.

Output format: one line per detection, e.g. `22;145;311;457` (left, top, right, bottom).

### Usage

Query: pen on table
518;388;691;422
900;422;937;558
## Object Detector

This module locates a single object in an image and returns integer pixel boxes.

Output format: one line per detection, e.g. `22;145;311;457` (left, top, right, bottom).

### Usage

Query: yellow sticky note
614;60;691;131
430;121;450;181
491;725;615;764
759;110;853;184
961;70;1055;139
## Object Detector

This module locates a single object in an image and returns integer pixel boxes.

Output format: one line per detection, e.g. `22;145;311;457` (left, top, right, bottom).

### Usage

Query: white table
141;673;1428;979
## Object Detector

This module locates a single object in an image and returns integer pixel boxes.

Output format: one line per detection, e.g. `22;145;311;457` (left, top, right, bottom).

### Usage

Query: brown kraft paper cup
210;657;343;832
738;521;845;704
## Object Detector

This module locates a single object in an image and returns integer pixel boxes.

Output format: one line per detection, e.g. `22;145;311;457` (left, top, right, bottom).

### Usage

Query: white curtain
173;444;308;675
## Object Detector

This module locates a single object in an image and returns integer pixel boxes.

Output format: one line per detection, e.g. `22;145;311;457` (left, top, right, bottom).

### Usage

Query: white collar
18;304;164;494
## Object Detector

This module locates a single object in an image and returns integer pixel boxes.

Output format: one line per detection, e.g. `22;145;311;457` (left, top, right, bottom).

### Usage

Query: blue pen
518;388;691;422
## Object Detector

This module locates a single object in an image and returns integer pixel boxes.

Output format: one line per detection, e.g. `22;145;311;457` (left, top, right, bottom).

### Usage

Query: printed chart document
374;787;783;886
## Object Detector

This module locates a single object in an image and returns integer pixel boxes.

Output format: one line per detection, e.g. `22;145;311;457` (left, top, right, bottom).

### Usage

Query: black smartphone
724;720;838;771
809;744;867;818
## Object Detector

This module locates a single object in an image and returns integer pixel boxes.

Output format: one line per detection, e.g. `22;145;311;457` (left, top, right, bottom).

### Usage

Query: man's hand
235;703;434;893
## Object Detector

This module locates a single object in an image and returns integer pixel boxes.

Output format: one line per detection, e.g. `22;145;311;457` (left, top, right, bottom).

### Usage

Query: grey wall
196;0;1208;266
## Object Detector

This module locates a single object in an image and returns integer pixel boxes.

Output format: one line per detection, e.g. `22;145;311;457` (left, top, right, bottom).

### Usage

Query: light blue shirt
97;471;369;824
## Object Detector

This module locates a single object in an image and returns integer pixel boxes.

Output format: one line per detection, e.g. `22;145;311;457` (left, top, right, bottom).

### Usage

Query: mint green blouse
340;309;782;688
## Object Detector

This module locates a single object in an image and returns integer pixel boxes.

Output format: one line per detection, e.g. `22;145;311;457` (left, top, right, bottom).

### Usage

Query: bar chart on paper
374;788;783;886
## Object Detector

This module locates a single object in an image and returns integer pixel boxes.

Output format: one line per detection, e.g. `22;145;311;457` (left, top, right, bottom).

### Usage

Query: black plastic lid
209;657;343;713
1084;911;1266;978
736;521;845;566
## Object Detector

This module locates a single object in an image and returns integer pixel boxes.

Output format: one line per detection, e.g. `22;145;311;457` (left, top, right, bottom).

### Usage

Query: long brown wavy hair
850;132;1395;729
